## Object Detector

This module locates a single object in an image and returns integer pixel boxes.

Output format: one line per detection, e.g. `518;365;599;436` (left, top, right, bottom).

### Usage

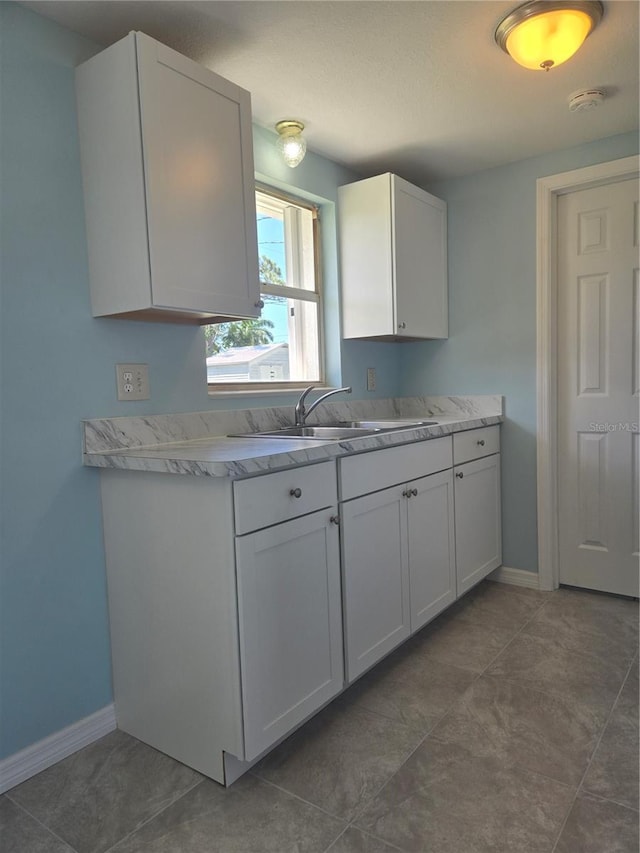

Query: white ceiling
22;0;639;182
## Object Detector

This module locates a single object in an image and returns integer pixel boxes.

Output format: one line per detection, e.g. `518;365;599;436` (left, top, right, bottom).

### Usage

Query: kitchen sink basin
231;425;382;440
230;419;438;441
332;419;438;430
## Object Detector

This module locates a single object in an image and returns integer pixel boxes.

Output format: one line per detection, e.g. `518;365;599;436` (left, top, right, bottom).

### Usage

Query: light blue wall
0;3;398;759
0;4;199;760
403;131;639;574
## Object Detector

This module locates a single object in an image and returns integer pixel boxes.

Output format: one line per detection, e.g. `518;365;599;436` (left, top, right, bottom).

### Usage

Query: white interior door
557;177;640;596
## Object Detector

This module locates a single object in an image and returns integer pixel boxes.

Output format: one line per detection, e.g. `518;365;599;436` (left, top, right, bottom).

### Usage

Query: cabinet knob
329;515;340;526
398;321;407;329
456;471;464;479
411;488;418;497
289;487;302;498
255;299;265;309
402;489;412;498
477;439;485;446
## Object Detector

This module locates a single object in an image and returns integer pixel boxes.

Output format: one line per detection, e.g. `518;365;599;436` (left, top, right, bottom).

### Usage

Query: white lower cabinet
341;485;411;682
235;509;343;760
98;461;341;785
407;469;457;632
98;427;501;786
454;453;502;595
341;468;457;682
339;437;457;682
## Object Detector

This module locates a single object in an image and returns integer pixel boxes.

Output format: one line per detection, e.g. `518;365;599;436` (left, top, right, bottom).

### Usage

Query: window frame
207;184;327;393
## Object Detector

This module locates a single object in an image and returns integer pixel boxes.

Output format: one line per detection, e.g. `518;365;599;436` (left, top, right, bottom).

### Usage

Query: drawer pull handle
477;439;485;446
289;487;302;498
456;471;464;479
329;515;340;526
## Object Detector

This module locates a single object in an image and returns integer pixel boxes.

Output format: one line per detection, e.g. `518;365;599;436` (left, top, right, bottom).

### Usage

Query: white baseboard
0;704;116;795
489;565;540;589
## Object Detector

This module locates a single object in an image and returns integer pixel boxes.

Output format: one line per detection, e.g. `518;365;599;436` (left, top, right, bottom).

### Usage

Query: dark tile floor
2;580;638;852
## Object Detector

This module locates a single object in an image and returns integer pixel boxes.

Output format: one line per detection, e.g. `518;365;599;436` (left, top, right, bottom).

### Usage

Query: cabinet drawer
453;426;500;466
339;436;452;501
234;461;336;535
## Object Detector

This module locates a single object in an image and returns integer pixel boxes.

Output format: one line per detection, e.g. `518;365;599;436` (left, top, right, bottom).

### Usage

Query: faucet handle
299;384;316;401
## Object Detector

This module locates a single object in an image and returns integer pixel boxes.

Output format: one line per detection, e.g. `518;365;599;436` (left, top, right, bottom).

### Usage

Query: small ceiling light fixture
495;0;604;71
275;120;307;168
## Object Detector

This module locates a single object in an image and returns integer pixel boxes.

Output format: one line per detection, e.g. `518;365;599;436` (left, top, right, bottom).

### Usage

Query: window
206;187;323;389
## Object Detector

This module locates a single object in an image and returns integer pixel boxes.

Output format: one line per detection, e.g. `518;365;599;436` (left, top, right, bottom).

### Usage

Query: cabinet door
393;176;447;339
235;509;343;760
341;486;410;682
407;470;456;632
136;34;260;318
454;454;502;595
338;174;394;339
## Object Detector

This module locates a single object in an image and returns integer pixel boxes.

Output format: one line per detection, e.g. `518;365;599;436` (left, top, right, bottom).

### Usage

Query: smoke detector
568;89;605;112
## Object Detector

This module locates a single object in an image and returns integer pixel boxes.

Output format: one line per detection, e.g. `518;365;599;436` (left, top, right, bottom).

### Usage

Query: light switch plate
116;363;150;401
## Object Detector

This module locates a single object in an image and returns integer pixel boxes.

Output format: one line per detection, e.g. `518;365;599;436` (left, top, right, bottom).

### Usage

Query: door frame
536;155;639;591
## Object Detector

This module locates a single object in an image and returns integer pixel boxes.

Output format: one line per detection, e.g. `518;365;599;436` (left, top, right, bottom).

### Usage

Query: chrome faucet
294;385;352;426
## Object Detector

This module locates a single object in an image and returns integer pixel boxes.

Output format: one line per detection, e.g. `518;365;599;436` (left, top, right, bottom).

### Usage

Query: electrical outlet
116;363;150;401
366;367;376;392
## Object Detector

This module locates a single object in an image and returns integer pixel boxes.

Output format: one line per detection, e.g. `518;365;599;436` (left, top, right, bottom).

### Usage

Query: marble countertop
82;396;504;478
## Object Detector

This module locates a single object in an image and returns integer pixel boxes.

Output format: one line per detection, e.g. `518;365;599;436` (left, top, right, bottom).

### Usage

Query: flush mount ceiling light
275;120;307;168
495;0;604;71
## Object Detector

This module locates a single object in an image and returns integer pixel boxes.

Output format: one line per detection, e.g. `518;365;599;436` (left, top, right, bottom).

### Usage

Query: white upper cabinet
76;32;260;323
338;173;448;340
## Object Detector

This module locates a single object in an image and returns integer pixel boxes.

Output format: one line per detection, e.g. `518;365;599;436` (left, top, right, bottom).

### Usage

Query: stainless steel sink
230;419;437;441
232;425;382;440
330;419;438;430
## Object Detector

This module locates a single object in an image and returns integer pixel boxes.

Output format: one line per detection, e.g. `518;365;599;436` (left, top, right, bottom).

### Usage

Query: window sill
207;385;334;399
